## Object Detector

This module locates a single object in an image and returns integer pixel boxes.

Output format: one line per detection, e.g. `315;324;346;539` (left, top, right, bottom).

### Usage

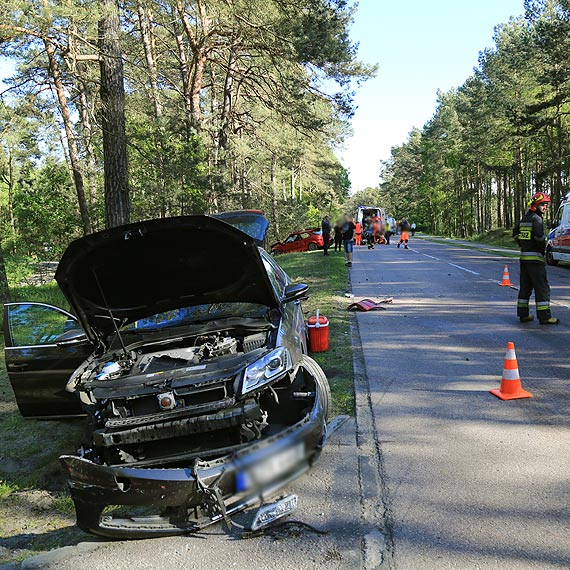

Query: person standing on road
384;217;392;244
513;192;559;325
321;215;331;256
397;219;410;249
341;214;356;267
411;222;417;236
354;220;363;246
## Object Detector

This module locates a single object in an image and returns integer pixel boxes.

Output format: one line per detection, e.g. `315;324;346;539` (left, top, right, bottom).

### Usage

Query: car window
553;206;563;228
211;212;269;245
566;205;570;225
300;233;310;239
123;303;267;331
284;235;297;243
7;303;82;347
260;249;289;297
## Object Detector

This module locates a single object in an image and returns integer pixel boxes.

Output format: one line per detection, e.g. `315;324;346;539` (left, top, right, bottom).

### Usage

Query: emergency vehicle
547;192;570;265
356;206;385;227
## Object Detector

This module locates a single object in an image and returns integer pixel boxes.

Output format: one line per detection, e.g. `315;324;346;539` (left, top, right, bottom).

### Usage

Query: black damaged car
4;213;331;538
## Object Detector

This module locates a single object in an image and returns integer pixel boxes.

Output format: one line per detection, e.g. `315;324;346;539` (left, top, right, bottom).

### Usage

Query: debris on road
347;298;393;311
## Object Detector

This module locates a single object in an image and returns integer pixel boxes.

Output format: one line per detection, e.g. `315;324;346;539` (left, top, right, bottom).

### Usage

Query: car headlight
241;347;291;395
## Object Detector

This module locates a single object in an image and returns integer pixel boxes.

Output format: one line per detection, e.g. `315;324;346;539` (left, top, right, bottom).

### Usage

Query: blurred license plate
236;443;305;492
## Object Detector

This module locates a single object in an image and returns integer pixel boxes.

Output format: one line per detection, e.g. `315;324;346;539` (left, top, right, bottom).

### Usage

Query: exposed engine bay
69;327;319;468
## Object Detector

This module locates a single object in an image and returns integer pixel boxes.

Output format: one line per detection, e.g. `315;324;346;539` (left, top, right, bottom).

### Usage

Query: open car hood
55;216;278;342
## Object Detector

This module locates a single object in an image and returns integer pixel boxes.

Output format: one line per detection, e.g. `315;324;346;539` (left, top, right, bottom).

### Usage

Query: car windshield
121;302;268;332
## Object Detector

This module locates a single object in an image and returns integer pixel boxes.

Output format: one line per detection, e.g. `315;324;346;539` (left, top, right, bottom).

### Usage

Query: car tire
546;247;559;266
307;243;318;252
299;355;332;421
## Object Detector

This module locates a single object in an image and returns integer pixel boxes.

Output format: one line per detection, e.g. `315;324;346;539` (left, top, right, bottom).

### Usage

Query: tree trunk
99;0;130;228
0;240;11;307
137;1;162;119
176;0;208;133
44;39;93;235
271;154;279;237
76;73;99;218
7;147;16;241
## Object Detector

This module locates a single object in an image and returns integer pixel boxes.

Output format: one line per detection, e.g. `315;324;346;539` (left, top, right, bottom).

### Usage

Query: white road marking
448;263;480;276
415;241;570;310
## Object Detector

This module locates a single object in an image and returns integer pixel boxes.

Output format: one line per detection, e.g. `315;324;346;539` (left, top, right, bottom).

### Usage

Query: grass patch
417;234;520;258
53;494;76;516
0;480;18;499
463;228;518;250
10;282;69;310
276;251;354;416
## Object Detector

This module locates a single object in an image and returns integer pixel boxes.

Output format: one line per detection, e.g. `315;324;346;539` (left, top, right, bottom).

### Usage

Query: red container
307;313;329;352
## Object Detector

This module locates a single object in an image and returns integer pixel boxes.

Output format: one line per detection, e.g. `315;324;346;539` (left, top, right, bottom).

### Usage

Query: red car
271;228;327;254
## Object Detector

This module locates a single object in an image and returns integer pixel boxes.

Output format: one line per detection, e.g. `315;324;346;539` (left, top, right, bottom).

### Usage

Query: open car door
4;302;95;418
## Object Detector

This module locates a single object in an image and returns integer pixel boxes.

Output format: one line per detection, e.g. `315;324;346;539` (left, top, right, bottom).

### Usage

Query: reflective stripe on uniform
520;251;545;262
536;301;550;311
517;300;529;307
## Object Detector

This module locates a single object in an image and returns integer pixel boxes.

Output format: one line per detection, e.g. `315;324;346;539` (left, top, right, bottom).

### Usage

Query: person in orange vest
373;217;381;245
397;219;410;249
354;221;362;246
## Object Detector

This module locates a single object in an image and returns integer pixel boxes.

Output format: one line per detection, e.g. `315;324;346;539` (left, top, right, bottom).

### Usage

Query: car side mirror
56;329;89;346
282;283;309;304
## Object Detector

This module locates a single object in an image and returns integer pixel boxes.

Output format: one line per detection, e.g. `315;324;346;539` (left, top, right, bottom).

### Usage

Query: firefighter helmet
529;192;551;210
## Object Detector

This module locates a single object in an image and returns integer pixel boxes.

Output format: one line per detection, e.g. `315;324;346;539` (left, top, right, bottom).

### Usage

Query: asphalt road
352;238;570;569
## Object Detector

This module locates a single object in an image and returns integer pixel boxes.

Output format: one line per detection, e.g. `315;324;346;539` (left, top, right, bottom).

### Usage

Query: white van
356;206;385;227
547;192;570;265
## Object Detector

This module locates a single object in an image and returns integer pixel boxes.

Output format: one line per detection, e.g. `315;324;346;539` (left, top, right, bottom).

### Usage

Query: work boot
519;315;533;323
539;317;560;325
404;245;409;249
397;243;400;248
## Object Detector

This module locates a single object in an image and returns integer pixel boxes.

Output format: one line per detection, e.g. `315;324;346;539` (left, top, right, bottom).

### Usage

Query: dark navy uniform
513;210;552;321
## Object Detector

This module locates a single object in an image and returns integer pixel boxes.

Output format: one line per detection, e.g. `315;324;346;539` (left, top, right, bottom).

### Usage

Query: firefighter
513;192;559;324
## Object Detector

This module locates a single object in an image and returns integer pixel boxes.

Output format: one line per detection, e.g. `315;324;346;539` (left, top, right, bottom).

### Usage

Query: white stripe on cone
502;369;520;381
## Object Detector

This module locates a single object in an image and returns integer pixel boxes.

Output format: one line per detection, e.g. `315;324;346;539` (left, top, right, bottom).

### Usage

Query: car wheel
299;355;332;421
308;243;318;251
546;247;559;266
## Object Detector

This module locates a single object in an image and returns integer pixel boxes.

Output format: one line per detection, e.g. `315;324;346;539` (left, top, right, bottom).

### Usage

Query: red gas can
307;311;329;352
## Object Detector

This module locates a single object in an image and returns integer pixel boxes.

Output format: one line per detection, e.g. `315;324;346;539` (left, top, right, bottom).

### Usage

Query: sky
339;0;525;193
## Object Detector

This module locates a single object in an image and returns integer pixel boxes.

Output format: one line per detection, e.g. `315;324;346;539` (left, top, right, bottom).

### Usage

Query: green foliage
0;480;18;499
13;160;82;256
0;0;371;263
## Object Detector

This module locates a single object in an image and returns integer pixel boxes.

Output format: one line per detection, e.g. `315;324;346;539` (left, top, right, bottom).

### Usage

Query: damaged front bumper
60;393;327;538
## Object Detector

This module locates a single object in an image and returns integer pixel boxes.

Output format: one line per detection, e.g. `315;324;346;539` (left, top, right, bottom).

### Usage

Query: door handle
8;363;28;370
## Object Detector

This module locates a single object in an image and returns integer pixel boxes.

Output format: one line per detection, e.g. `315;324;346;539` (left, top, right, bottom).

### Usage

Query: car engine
70;328;315;468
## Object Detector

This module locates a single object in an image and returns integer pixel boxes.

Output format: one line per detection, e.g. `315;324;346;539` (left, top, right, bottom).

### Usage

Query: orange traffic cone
490;342;533;400
500;265;511;286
